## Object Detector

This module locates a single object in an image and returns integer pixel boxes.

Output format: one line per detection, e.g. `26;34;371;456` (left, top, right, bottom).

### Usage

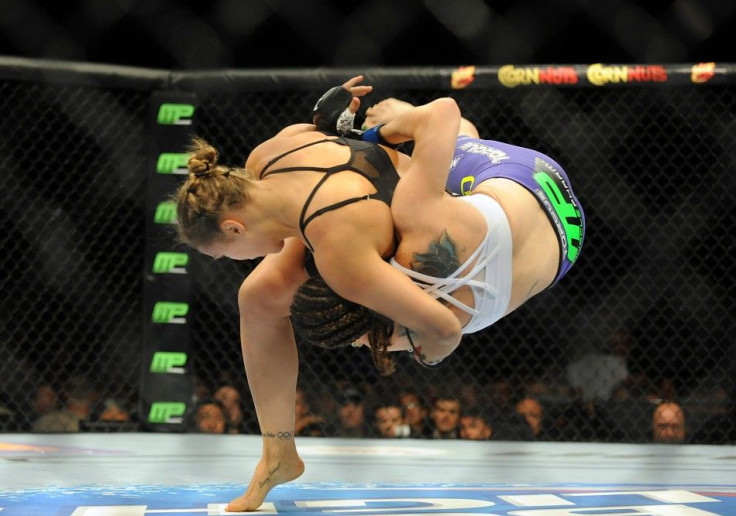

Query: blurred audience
515;397;547;440
12;352;731;444
97;397;129;421
566;328;637;403
81;397;137;431
32;375;97;433
374;403;409;438
333;386;371;438
295;387;325;437
213;384;248;434
399;390;431;438
12;382;59;431
428;395;461;439
459;407;493;440
190;398;229;434
652;401;686;444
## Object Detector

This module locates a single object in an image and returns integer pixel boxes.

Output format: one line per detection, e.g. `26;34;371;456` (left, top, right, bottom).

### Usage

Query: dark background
0;0;733;69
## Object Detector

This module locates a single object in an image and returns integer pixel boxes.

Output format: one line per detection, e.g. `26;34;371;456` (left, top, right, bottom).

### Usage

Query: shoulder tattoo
411;229;460;278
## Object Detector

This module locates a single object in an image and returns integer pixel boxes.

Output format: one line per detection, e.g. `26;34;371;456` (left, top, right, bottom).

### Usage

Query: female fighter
175;79;583;511
291;96;585;373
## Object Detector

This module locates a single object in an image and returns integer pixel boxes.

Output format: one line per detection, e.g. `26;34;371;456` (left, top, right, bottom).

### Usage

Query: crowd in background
2;357;733;444
2;326;733;443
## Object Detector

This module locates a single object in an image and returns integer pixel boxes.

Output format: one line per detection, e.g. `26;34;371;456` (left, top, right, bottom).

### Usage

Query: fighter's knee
238;275;276;318
238;272;300;319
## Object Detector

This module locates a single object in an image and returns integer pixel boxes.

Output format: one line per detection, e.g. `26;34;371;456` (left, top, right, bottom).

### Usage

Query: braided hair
175;137;253;248
291;276;396;375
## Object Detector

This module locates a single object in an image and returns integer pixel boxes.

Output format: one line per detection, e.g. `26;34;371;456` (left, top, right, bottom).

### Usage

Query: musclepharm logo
150;351;188;374
153;252;189;274
154;201;177;224
152;302;189;324
157;103;195;125
148;402;186;424
156;153;190;174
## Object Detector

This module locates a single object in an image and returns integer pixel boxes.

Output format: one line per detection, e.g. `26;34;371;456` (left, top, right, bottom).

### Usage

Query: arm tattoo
411;229;460;277
258;461;282;489
262;430;294;441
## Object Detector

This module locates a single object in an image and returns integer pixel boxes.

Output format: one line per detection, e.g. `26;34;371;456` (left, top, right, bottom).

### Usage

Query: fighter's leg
226;238;308;512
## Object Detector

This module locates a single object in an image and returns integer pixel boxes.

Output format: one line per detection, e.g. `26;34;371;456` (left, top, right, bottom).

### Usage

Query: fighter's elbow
427;316;463;350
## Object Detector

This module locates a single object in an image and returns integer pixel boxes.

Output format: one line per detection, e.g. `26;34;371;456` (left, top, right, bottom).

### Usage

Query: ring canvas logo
2;485;735;515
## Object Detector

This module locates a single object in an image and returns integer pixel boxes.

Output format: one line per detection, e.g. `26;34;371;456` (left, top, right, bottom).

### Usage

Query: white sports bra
390;194;513;334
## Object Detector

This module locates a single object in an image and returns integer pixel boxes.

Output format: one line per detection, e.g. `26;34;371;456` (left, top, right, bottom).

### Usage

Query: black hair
290;276;396;375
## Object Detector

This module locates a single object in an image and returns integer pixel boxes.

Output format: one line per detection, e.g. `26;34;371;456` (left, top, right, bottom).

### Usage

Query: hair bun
192;161;212;178
187;139;219;177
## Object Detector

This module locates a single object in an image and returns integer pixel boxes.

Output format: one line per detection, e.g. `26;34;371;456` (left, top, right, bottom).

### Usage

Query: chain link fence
0;60;734;444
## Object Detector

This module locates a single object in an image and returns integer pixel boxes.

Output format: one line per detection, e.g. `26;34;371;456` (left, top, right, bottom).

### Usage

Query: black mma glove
311;86;360;137
311;85;401;148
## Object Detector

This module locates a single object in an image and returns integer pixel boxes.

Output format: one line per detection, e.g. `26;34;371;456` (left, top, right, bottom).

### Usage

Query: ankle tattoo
262;430;294;440
258;461;281;489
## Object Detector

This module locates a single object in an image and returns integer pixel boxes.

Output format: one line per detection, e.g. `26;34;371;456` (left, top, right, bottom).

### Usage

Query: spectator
544;398;607;442
566;328;637;402
32;375;96;433
458;383;481;409
691;382;735;444
399;390;431;438
32;383;60;417
691;400;735;444
295;387;325;437
190;398;229;434
81;397;137;431
515;397;547;440
12;382;59;431
214;384;247;434
488;378;514;411
374;403;409;438
193;375;211;402
459;407;492;440
0;405;12;431
95;398;131;422
428;395;461;439
652;401;686;443
333;387;371;438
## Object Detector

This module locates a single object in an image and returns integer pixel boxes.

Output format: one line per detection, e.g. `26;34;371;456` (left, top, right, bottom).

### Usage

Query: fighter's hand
363;98;415;130
341;75;373;114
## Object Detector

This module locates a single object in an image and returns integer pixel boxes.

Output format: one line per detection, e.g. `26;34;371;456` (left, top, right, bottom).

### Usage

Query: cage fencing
0;59;734;444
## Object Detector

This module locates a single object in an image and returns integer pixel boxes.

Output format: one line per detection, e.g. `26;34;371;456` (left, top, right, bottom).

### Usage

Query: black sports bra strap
301;194;372;245
258;136;397;253
263;166;343;175
298;172;332;251
260;138;341;179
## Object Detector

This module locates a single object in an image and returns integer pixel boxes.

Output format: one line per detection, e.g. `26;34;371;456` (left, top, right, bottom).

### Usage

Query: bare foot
225;454;305;512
